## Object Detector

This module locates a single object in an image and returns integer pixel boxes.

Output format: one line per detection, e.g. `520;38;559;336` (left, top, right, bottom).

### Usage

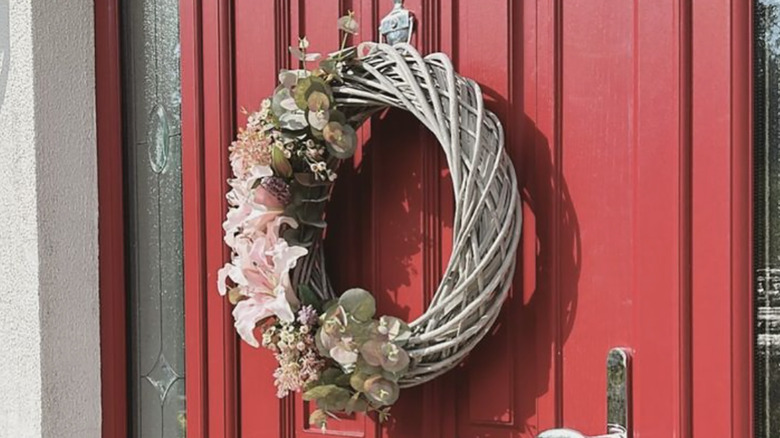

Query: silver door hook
379;0;415;46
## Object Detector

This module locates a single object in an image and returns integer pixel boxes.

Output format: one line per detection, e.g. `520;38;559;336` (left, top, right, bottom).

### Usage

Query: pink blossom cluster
262;306;325;398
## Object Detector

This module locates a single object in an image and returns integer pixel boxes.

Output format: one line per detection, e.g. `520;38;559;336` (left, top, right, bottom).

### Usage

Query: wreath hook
379;0;414;45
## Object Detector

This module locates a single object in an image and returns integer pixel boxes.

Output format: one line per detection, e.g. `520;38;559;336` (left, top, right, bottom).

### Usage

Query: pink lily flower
218;216;308;347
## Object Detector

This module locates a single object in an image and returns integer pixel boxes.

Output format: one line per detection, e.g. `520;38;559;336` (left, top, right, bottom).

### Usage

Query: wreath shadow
326;102;581;435
437;110;581;436
325;108;431;320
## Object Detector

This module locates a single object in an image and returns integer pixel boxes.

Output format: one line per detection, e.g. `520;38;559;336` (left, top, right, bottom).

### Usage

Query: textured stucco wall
0;0;100;437
0;0;41;434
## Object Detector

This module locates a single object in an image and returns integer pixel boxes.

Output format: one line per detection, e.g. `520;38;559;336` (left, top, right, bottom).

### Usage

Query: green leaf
363;377;400;407
294;77;333;110
294;172;329;187
323;122;357;159
345;394;369;414
282;228;312;248
355;358;382;377
328;109;347;125
335;372;352;388
303;384;342;401
338;288;376;322
299;218;328;229
309;409;329;431
317;368;344;386
349;370;371;392
272;147;293;177
304;384;352;412
298;284;323;312
378;316;412;346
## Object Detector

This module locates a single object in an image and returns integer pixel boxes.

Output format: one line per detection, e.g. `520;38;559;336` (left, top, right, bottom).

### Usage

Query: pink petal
232;296;275;347
223;203;251;232
217;263;231;295
266;289;296;322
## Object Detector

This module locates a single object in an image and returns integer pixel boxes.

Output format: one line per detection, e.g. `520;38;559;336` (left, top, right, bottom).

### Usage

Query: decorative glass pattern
122;0;185;436
756;2;780;436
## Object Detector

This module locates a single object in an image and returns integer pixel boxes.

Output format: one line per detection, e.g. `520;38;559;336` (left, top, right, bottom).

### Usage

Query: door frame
94;1;755;437
95;0;127;436
689;0;753;435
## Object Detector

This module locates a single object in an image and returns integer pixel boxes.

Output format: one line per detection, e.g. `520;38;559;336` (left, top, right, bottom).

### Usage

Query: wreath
218;12;521;429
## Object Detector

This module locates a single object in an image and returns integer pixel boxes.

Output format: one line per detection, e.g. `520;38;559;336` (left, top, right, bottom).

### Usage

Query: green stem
340;32;349;52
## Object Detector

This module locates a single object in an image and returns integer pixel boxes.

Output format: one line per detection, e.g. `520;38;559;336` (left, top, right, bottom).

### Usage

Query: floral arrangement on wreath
218;12;409;429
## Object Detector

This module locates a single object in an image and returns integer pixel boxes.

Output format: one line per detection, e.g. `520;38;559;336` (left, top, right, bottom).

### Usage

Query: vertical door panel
450;0;523;436
233;3;284;437
559;1;635;434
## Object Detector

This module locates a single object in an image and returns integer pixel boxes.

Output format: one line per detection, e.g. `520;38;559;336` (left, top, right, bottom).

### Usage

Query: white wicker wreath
219;19;520;426
305;42;522;386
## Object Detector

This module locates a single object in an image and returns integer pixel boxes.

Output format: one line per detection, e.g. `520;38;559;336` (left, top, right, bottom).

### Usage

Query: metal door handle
536;348;631;438
537;425;626;438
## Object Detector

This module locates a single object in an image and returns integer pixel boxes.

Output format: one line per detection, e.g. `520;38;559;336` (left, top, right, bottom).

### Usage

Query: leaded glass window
122;0;186;436
756;2;780;436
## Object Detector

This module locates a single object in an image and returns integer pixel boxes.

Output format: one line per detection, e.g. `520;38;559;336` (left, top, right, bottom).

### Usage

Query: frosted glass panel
756;2;780;437
123;0;185;436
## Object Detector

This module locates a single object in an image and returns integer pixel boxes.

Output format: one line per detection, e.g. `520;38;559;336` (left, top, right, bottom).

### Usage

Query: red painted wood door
180;1;752;437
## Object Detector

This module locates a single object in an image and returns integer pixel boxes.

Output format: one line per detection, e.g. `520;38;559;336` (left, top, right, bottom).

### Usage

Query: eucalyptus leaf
304;384;351;412
317;367;343;386
379;343;410;373
349;371;371;392
307;109;330;131
363;377;399;407
294;77;333;110
338;288;376;322
335;373;352;388
328;109;347;125
279;111;308;131
378;316;412;346
324;122;357;159
345;395;369;414
307;91;331;111
278;69;299;88
355;358;382;377
359;340;385;367
303;384;339;401
271;85;298;117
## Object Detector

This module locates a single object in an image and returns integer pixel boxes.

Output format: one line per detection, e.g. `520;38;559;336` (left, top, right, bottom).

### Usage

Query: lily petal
232;297;276;347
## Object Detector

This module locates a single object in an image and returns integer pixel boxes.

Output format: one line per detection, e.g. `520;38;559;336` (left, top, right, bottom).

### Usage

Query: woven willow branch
297;43;522;388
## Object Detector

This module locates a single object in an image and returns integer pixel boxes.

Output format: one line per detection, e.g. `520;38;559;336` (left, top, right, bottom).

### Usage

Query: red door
180;1;752;437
